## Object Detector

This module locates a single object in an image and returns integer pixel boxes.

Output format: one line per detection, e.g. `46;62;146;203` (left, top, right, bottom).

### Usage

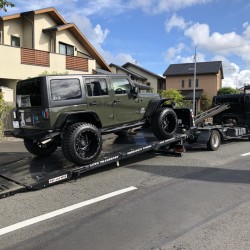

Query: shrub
217;87;240;95
0;93;14;138
160;89;184;107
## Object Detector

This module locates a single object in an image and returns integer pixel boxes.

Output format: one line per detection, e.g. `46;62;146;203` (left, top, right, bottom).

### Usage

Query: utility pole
192;46;197;114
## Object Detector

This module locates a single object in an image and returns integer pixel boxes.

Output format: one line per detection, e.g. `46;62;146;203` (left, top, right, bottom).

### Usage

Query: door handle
90;101;98;106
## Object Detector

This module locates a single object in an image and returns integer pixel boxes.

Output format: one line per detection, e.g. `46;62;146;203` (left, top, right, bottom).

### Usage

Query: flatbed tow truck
187;93;250;150
2;92;249;199
0;130;186;199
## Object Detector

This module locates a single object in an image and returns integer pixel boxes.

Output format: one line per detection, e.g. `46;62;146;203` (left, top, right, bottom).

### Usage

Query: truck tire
61;122;102;165
24;138;58;156
151;108;178;140
207;130;221;151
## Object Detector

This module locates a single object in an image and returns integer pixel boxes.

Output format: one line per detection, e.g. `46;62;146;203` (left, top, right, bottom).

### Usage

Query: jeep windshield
16;79;41;107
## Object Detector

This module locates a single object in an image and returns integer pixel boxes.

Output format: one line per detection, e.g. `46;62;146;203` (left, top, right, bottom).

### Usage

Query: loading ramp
0;130;186;199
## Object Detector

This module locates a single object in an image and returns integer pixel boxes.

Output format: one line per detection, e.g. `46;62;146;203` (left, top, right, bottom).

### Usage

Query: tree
160;89;184;107
217;87;240;95
0;0;14;12
200;93;212;112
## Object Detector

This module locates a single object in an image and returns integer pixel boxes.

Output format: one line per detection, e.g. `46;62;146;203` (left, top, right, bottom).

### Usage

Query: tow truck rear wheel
61;122;102;166
207;130;221;151
151;108;178;140
24;138;58;156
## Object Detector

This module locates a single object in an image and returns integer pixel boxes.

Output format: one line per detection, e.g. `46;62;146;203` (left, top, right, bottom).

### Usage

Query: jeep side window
86;78;108;97
112;78;132;95
50;79;82;101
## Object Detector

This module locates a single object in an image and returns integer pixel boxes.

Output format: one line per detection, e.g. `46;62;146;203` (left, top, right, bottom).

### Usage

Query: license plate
13;121;20;128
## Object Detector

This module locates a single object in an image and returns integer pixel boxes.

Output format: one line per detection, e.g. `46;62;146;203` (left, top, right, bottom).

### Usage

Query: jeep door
110;77;142;123
85;77;115;127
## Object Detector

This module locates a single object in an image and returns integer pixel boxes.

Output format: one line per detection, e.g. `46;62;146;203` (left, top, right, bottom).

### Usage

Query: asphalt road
0;137;250;249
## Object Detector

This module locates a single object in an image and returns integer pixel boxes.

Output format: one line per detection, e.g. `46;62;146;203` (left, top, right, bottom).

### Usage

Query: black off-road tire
24;138;58;156
151;108;178;140
61;122;102;166
207;130;221;151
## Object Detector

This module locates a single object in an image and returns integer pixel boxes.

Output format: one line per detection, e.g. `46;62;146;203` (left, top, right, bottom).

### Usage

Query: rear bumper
12;128;60;141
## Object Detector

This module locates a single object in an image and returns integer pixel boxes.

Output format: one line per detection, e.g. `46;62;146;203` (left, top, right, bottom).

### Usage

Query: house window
11;35;20;47
181;80;185;88
188;79;192;88
59;42;74;55
196;79;199;88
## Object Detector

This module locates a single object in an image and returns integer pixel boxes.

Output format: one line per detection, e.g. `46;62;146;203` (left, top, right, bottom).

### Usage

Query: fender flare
54;111;101;129
144;98;169;118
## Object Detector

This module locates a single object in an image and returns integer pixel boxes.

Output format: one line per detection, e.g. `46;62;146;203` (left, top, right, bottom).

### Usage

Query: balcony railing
20;47;89;71
21;48;50;67
66;55;88;71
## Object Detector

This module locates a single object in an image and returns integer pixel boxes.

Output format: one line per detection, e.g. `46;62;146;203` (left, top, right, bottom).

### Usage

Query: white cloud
184;23;246;54
67;14;110;47
8;0;214;16
165;43;185;61
165;14;187;32
164;43;205;64
93;24;109;45
243;22;250;39
130;0;213;14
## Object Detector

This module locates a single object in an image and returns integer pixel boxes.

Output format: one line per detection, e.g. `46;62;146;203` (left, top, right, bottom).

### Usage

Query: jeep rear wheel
61;123;102;165
151;108;178;140
24;138;58;156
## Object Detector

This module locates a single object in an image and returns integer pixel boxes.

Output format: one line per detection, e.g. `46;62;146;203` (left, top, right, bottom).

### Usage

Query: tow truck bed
0;130;186;199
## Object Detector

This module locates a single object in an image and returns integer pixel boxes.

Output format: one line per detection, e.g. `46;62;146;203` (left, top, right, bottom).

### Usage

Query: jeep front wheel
61;123;102;165
24;138;58;156
151;108;178;140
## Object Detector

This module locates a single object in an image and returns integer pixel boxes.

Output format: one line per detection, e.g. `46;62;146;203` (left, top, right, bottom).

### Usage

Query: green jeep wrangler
12;74;181;165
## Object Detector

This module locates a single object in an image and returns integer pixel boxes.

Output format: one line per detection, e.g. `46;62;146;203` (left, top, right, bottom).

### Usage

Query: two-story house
0;7;111;102
113;62;165;93
163;61;224;112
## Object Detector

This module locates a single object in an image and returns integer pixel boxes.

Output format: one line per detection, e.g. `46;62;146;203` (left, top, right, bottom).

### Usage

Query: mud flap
196;129;211;144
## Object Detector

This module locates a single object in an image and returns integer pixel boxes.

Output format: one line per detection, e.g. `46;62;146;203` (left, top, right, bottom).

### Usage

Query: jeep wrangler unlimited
12;74;189;165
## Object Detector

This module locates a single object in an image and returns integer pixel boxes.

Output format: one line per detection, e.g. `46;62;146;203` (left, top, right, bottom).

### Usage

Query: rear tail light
42;109;50;119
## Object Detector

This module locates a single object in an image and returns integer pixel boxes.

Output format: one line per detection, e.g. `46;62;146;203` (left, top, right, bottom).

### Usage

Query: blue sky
1;0;250;88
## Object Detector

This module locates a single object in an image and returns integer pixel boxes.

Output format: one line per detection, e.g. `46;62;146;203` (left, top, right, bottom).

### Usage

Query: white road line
240;152;250;156
0;186;137;236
